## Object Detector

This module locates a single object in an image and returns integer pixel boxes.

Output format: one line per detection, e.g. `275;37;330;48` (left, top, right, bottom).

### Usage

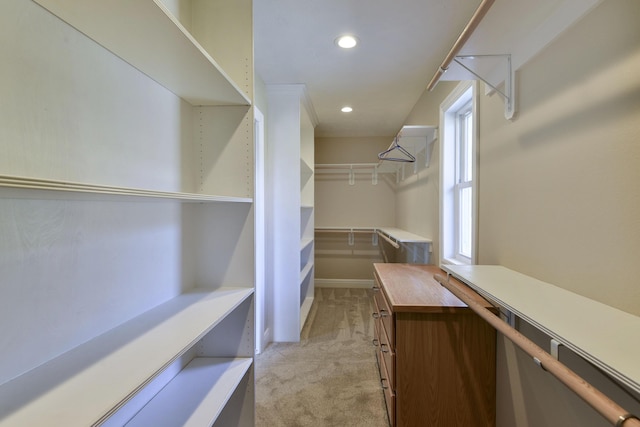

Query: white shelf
300;159;314;186
377;227;432;244
301;237;314;252
315;163;379;173
397;125;437;139
444;265;640;394
315;163;396;175
32;0;250;106
300;260;314;283
0;175;252;203
125;357;252;427
0;287;254;426
315;226;377;233
315;227;432;250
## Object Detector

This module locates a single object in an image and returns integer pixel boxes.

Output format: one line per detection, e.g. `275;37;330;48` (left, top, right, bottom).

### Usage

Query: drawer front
373;282;394;348
378;349;396;426
379;321;395;390
373;293;382;344
373;310;382;350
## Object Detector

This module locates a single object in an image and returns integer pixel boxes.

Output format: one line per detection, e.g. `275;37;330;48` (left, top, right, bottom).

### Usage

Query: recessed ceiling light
336;35;358;49
341;106;353;113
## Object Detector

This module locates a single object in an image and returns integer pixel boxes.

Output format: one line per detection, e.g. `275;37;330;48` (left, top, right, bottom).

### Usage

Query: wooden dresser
372;263;496;427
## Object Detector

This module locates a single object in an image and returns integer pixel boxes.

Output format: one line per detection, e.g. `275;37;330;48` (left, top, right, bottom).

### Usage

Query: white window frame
439;80;479;266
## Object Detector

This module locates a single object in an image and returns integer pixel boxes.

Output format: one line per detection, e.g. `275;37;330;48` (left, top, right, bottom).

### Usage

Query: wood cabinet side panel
395;312;496;427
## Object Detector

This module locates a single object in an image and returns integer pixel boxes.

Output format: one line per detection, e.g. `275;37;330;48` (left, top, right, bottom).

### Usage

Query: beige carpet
255;288;390;426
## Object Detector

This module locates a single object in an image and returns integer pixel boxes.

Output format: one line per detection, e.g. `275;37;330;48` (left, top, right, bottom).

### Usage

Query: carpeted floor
255;287;390;426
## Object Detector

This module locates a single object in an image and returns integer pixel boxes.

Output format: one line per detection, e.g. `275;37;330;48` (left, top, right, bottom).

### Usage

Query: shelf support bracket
551;339;564;360
454;54;516;120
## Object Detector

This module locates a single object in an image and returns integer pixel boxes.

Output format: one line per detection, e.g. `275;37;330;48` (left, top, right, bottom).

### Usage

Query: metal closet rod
434;273;640;427
426;0;495;91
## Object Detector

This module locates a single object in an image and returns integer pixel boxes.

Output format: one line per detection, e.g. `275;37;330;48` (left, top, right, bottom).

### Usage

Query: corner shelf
377;227;433;247
315;226;432;264
314;226;431;247
32;0;250;106
0;288;253;426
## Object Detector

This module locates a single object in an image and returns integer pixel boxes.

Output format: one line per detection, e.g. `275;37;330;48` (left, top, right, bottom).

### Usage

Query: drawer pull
372;286;380;292
372;312;380;319
380;343;389;353
373;338;379;347
381;377;389;390
379;309;389;317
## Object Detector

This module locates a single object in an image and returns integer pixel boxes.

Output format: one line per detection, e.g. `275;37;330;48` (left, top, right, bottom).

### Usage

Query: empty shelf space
32;0;250;106
0;287;253;426
0;175;252;203
125;357;252;427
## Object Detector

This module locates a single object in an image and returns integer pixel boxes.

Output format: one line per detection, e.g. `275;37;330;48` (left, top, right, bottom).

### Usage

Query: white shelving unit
1;0;255;425
300;117;315;330
267;84;318;341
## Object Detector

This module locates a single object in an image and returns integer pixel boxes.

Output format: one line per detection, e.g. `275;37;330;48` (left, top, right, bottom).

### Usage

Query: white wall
477;0;640;317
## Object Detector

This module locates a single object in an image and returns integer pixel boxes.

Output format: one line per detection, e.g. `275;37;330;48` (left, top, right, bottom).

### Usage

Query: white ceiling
253;0;599;138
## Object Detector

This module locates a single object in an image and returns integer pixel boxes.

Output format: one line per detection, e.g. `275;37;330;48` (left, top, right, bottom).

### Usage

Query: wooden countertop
373;263;494;313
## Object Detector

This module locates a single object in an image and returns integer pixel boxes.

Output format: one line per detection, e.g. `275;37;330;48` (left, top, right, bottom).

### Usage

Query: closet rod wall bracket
454;54;516;120
551;339;564;360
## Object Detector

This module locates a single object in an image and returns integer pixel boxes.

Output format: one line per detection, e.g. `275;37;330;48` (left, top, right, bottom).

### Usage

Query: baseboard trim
315;278;374;289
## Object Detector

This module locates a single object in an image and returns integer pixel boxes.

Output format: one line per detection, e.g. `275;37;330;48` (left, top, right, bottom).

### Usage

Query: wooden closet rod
426;0;495;91
434;273;640;427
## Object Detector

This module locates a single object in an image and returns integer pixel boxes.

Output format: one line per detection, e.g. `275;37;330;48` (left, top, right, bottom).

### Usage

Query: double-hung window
440;81;478;265
455;101;473;261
